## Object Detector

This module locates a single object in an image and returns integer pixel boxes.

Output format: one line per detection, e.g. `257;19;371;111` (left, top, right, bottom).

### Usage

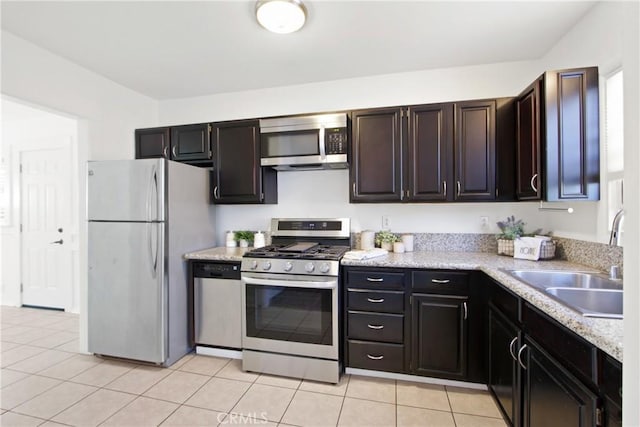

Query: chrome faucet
609;208;624;246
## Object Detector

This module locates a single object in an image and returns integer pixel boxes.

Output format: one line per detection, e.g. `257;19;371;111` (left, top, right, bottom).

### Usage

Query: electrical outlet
382;215;390;230
480;216;489;229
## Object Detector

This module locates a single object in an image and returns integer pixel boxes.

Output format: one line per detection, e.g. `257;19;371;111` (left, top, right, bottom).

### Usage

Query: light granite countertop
184;247;623;362
184;246;250;262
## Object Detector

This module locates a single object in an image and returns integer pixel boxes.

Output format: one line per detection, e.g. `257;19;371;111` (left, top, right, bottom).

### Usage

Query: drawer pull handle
367;298;385;303
367;354;384;360
367;324;384;330
463;302;468;320
366;277;384;282
431;279;450;284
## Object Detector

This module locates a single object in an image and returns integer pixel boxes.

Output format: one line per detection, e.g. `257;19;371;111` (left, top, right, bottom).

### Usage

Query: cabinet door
170;123;211;162
454;100;496;201
350;108;403;202
516;79;542;200
407;104;453;201
544;67;599;201
135;127;170;159
488;307;520;426
411;294;467;379
522;338;599;427
212;120;276;204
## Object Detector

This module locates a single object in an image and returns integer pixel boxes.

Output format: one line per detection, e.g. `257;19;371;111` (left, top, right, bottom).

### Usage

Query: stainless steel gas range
240;218;350;384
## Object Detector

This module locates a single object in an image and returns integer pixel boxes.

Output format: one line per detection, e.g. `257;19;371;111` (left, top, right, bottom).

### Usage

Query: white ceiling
1;1;596;100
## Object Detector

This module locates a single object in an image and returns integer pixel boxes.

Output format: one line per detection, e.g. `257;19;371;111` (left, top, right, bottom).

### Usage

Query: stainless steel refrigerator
87;159;215;366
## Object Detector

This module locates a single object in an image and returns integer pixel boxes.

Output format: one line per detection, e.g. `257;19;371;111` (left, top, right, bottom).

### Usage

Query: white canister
253;231;266;249
393;242;405;253
401;234;414;252
226;231;236;247
360;230;375;250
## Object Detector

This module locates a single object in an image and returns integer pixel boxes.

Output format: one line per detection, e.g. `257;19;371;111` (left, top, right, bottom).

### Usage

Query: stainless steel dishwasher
193;262;242;349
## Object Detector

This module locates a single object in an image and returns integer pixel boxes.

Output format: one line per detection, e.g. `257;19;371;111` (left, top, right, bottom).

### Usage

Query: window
604;69;624;236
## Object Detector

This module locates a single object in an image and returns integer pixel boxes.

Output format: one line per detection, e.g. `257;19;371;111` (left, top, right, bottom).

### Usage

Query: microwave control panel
324;128;348;155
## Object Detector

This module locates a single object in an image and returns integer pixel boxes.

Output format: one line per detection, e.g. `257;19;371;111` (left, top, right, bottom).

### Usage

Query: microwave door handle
319;126;326;159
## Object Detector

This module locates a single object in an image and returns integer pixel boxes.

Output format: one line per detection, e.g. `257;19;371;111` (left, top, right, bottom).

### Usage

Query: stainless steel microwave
259;113;349;171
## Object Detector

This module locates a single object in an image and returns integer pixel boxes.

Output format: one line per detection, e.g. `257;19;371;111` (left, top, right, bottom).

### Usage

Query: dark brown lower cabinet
410;294;467;379
522;338;599;427
488;306;520;426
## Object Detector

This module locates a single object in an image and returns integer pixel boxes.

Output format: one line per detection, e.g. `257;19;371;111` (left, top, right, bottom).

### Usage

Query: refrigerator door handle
146;164;155;222
147;222;159;279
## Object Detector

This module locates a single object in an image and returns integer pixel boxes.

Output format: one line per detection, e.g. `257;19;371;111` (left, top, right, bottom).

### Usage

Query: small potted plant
496;216;541;256
234;230;254;248
375;230;399;251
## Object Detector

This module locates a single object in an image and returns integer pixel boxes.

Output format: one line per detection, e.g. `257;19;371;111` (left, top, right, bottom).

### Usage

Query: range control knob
249;260;258;270
319;263;331;274
262;261;272;271
283;261;293;272
305;262;315;273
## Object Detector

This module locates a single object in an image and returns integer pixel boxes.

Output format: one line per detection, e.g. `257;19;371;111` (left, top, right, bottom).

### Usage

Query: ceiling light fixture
255;0;307;34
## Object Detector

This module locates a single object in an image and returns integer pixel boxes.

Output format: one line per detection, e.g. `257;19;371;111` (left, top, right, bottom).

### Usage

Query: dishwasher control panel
193;262;240;280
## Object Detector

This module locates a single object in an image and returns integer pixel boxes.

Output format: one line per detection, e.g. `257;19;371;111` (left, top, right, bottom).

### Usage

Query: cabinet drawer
346;269;405;290
522;303;596;384
348;312;404;343
412;271;469;295
347;289;404;313
348;340;404;372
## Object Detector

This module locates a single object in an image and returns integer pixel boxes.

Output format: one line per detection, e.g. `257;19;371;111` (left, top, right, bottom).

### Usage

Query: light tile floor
1;306;507;426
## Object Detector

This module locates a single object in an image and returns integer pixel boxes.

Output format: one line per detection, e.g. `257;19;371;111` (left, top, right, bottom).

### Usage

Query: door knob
58;228;63;233
50;239;64;245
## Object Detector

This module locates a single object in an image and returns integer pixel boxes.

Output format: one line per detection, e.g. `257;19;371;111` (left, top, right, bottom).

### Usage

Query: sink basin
546;288;623;319
507;270;622;290
504;269;623;319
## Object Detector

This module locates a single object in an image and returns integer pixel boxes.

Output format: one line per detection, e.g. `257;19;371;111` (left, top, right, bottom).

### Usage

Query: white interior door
21;147;72;309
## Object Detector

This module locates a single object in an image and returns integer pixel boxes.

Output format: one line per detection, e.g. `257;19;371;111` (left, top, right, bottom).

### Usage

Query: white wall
537;2;639;424
1;31;159;352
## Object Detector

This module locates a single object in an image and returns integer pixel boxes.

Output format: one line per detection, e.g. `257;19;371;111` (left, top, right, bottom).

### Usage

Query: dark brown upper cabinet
516;67;600;201
350;99;515;203
170;123;212;164
516;78;543;200
350;108;404;202
454;100;496;201
211;120;277;204
135;127;170;159
407;104;453;201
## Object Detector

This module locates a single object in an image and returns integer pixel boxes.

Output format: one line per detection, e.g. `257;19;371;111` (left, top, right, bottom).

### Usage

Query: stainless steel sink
545;287;622;319
507;270;622;290
504;269;623;319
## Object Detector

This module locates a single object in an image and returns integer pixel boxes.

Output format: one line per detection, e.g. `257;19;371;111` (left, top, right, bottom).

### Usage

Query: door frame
1;98;81;313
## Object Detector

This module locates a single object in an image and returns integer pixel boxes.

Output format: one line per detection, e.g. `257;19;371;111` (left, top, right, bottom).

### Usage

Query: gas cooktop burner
246;243;350;261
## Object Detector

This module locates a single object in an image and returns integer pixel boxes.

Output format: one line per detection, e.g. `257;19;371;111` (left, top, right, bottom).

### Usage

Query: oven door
241;272;338;360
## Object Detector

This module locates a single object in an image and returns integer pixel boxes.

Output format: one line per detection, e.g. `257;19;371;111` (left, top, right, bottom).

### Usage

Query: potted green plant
496;216;542;256
375;230;399;251
234;230;254;248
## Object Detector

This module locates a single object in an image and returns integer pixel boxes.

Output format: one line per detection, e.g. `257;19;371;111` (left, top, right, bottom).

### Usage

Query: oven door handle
242;276;338;290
